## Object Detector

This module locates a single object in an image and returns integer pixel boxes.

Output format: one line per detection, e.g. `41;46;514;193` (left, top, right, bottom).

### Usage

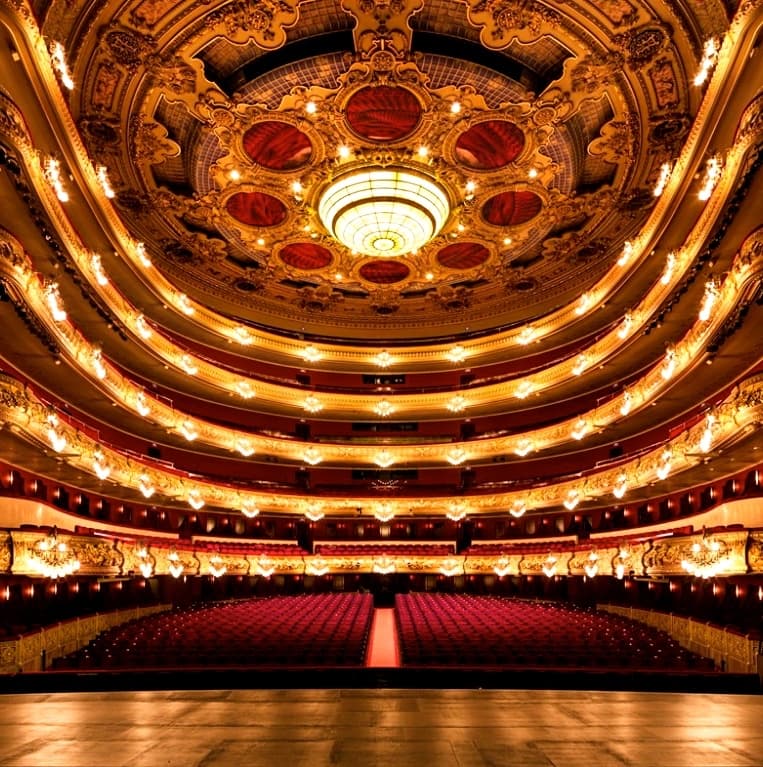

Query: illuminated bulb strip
232;325;253;345
96;165;115;198
446;503;468;522
618;312;633;339
563;490;580;511
373;503;395;522
612;473;628;499
302;395;323;414
92;451;111;480
179;420;198;441
446;345;467;363
570;419;588;441
661;251;676;285
517;326;535;346
373;450;395;468
698;279;719;321
138;474;155;498
699;413;715;453
571;353;588;376
445;447;468;465
373;351;393;368
49;42;74;90
661;347;676;380
187;490;205;510
584;554;599;579
446;395;467;413
177;293;194;316
90;253;108;286
656;449;672;480
617;240;634;267
302;447;323;465
693;37;719;86
509;500;526;518
515;380;534;400
235;380;255;399
135;390;151;417
241;501;259;518
374;399;394;417
235;438;255;457
514;438;533;457
45;283;67;322
542;556;558;578
135;314;153;339
135;242;152;268
301;345;322;363
46;414;67;453
91;348;107;380
698;156;723;201
45;158;69;202
304;503;324;522
575;292;591;315
179;354;197;376
373;557;396;575
653;162;672;197
168;554;184;578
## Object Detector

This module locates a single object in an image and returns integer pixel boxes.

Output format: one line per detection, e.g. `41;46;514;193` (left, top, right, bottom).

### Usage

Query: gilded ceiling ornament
429;284;472;311
569;51;625;94
213;0;302;50
649;58;680;109
101;27;156;71
463;0;562;48
341;0;424;58
130;116;180;163
612;25;670;68
297;284;344;312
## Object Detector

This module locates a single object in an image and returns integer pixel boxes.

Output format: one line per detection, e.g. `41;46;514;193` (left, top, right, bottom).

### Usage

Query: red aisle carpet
365;608;401;667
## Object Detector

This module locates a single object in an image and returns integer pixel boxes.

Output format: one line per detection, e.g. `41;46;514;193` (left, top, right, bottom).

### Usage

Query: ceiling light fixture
318;167;450;258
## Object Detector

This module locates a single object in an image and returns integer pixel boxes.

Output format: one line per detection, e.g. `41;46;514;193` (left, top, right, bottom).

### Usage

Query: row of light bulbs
30;373;744;522
24;239;753;474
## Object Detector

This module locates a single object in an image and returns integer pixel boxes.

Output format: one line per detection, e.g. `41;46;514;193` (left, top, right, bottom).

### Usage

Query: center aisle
365;608;401;667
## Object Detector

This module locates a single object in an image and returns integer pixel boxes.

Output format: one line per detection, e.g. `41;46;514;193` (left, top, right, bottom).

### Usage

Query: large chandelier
318;167;450;257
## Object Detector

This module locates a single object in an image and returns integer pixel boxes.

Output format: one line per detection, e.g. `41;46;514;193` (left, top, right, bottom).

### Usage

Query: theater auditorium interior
1;0;763;764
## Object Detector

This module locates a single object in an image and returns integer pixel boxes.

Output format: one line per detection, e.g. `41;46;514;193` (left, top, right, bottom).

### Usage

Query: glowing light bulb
179;420;198;441
135;242;152;268
613;473;628;499
90;253;109;285
96;165;115;198
374;399;394;417
45;282;67;322
373;450;395;468
235;438;255;457
563;489;580;510
446;395;467;413
49;42;74;90
235;380;255;399
135;390;151;417
302;447;323;465
177;293;194;316
617;240;634;267
653;162;672;197
135;314;153;339
241;501;259;518
509;499;526;518
302;395;323;414
445;447;468;465
514;438;533;457
187;490;204;510
698;156;723;201
91;348;107;380
138;475;155;498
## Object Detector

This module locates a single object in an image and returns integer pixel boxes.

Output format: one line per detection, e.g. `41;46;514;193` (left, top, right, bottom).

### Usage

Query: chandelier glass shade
318;167;450;257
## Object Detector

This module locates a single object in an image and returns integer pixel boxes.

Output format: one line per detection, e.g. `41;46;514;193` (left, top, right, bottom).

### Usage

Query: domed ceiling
66;0;706;340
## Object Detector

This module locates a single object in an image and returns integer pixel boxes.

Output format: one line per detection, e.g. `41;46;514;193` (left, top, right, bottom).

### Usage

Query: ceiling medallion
317;166;450;258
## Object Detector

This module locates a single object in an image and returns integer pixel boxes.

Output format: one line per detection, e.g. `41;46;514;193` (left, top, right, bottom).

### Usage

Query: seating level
55;594;373;669
395;594;715;670
315;543;454;556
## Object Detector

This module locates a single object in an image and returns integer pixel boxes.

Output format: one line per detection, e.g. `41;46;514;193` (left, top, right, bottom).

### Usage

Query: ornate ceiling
0;0;761;525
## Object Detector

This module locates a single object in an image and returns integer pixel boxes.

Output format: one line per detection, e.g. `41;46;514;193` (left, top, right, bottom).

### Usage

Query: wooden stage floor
0;688;762;766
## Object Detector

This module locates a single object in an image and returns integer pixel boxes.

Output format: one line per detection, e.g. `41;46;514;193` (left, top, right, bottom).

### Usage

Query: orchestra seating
395;593;715;670
55;593;373;669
